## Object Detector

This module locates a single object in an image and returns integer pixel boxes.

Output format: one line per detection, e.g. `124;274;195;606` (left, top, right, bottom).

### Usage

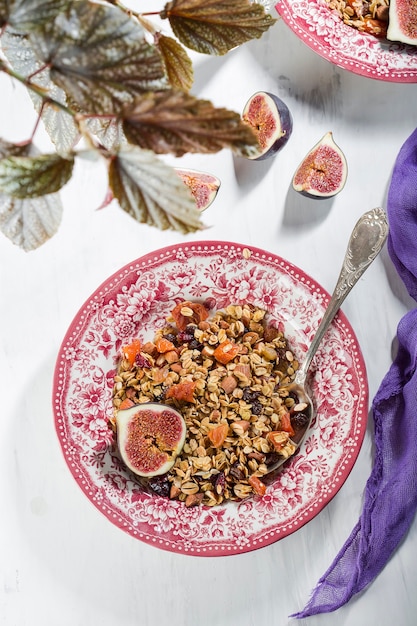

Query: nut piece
221;375;237;394
231;420;250;436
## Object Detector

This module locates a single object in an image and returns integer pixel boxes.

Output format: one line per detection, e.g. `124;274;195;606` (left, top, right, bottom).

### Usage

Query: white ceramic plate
53;241;368;555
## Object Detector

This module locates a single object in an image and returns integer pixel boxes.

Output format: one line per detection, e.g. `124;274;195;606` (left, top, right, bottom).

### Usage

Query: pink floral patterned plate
275;0;417;83
53;241;368;556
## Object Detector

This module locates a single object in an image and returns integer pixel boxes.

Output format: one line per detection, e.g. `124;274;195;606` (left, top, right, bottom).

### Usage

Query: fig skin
175;168;221;211
242;91;293;161
115;403;186;477
292;131;348;199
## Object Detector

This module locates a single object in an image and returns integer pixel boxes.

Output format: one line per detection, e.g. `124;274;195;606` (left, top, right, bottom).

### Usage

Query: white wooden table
1;14;417;626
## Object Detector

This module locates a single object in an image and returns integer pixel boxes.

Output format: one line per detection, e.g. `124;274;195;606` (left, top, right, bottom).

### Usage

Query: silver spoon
266;207;389;474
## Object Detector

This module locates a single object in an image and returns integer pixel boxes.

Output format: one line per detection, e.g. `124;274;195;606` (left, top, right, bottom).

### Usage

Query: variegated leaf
0;192;63;251
1;30;80;154
109;145;204;233
156;34;194;92
5;0;72;32
0;0;10;26
122;89;258;157
0;153;74;198
0;137;30;158
29;1;168;115
85;117;126;152
160;0;276;55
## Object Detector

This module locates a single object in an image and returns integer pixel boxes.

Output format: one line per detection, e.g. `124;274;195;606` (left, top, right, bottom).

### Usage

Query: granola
111;302;310;506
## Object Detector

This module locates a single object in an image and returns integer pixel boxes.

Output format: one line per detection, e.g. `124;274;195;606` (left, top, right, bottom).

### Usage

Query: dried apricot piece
280;412;295;438
122;339;142;367
248;475;267;496
362;17;387;38
155;337;176;353
213;340;240;364
267;430;289;452
119;398;136;410
171;300;209;331
165;380;197;403
207;423;229;448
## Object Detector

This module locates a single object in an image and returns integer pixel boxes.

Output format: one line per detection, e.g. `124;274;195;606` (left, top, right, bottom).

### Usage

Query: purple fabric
292;128;417;618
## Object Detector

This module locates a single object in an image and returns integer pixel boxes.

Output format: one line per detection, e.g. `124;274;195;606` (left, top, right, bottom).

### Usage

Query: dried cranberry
135;353;151;368
148;475;170;498
177;325;196;344
291;412;310;431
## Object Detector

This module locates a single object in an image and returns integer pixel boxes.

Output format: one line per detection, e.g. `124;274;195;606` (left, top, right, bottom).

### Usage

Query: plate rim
275;0;417;84
52;240;369;556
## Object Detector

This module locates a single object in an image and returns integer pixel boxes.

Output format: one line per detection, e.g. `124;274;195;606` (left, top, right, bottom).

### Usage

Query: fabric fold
292;127;417;618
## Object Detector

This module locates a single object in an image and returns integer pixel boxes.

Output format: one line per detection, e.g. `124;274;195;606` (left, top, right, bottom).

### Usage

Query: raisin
158;385;168;400
213;472;226;495
251;399;263;415
229;463;245;481
242;389;260;403
188;338;204;351
148;475;170;498
263;326;280;342
164;332;178;345
152;386;165;400
264;451;280;467
242;389;262;415
276;347;287;361
291;412;310;431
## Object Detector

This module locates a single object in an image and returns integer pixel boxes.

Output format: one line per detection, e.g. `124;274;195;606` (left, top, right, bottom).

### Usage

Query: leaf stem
30;102;45;142
0;59;76;117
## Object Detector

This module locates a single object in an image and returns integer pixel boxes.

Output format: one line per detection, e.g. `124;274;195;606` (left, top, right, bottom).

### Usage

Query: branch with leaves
0;0;275;251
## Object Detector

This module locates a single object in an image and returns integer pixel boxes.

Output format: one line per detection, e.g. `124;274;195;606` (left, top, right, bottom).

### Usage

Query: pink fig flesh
116;403;186;477
242;91;293;161
387;0;417;45
292;132;347;198
175;168;221;211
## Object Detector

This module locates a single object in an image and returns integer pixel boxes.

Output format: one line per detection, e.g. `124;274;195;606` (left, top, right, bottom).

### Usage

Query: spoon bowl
266;208;388;474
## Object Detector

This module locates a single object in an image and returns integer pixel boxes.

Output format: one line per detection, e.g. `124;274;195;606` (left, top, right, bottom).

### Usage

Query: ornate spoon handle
295;207;389;385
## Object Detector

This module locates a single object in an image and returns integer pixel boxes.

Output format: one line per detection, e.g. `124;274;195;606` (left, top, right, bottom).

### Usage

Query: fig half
387;0;417;45
116;403;186;477
292;132;347;199
175;168;221;211
242;91;293;160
